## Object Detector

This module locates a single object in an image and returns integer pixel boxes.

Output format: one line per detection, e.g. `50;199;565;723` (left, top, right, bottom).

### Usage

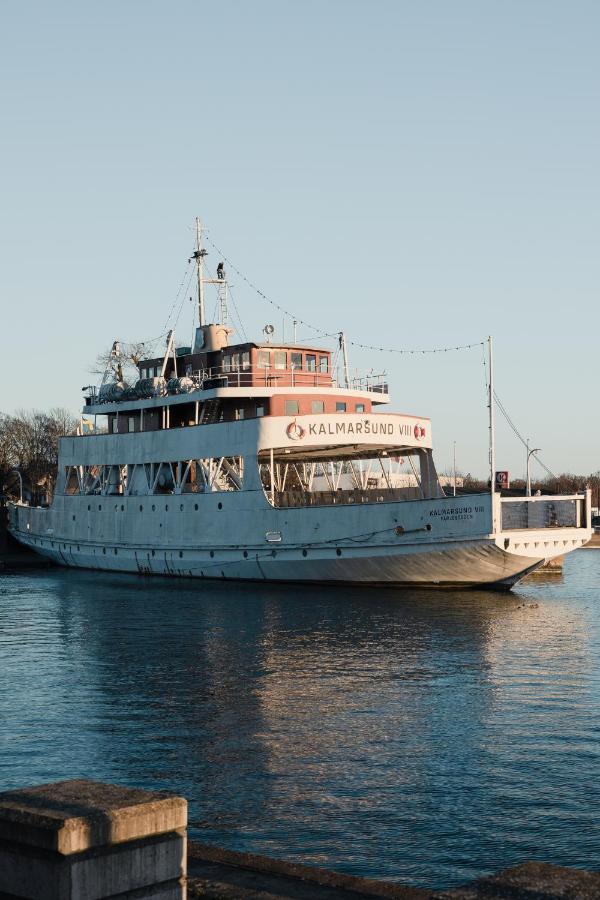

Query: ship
8;221;592;588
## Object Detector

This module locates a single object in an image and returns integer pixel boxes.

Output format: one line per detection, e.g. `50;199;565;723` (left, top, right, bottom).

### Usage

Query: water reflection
1;554;599;889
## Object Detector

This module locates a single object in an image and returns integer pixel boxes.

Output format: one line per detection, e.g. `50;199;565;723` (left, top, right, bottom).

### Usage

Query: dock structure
0;780;599;899
0;780;187;899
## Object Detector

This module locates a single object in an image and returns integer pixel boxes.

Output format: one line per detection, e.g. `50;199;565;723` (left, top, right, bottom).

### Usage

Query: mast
340;332;350;388
488;335;496;515
192;217;208;327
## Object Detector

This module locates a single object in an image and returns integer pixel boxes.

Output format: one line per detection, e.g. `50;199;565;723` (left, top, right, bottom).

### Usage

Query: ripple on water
1;552;600;888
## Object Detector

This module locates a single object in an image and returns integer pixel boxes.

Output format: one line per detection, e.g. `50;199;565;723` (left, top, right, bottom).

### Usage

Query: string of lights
205;234;484;356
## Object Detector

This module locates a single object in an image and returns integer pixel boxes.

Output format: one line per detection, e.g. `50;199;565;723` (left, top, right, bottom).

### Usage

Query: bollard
0;779;187;899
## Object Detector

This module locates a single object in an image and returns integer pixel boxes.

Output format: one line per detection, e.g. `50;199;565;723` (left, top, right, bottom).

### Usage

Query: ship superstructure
8;222;592;587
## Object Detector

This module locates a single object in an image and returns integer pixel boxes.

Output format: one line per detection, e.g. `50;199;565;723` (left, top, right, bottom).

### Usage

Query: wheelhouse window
128;417;135;433
258;350;271;368
356;403;365;413
274;350;287;370
241;351;251;370
291;352;302;370
284;400;300;415
319;356;328;373
223;355;231;372
111;418;118;433
306;354;317;372
311;400;324;413
336;402;347;412
234;408;245;420
231;353;240;371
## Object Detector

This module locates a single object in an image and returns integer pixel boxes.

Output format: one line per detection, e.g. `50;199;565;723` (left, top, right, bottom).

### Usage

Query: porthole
121;504;124;511
210;550;215;558
302;549;308;557
102;548;106;555
99;505;102;511
194;503;198;511
114;504;118;511
165;504;169;511
151;550;155;557
152;504;156;512
77;545;80;551
114;548;118;555
426;523;432;532
139;505;143;512
179;551;183;558
180;504;184;511
336;548;342;557
218;502;222;510
243;550;248;558
87;505;91;511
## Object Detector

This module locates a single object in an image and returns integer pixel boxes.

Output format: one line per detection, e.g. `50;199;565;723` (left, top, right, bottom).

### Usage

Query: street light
526;445;541;497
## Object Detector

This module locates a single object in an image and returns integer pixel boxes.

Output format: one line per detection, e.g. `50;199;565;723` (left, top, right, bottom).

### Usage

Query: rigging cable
204;234;484;355
493;391;558;481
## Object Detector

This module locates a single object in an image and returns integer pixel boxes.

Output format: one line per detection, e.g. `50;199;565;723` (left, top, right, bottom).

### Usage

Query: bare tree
91;341;147;384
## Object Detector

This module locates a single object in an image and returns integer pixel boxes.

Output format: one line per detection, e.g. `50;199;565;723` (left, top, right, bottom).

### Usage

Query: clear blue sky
1;1;598;478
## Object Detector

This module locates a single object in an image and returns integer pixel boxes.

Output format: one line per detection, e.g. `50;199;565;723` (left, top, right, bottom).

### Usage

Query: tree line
0;409;78;504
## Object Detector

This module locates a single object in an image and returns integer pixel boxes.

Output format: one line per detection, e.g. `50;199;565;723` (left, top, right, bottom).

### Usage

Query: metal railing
270;486;423;508
86;366;390;404
500;495;586;530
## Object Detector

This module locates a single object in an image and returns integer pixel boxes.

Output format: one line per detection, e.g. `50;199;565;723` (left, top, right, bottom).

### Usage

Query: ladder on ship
200;399;221;424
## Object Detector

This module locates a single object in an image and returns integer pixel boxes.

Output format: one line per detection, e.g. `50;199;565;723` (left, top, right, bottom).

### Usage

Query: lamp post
526;445;541;497
453;441;457;497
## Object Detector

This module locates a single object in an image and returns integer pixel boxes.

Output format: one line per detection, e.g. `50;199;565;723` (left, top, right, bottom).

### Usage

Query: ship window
356;403;365;413
231;353;240;370
112;419;118;433
336;402;347;412
319;356;328;373
291;352;302;370
256;404;265;417
241;351;251;370
306;354;317;372
128;417;135;433
274;351;286;370
235;408;245;420
258;350;271;368
222;355;231;372
285;400;299;415
311;400;324;414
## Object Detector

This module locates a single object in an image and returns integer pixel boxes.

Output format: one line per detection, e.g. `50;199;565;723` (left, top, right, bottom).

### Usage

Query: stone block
0;779;187;854
0;780;187;900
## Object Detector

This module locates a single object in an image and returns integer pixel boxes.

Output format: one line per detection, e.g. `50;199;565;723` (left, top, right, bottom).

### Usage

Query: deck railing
500;494;587;530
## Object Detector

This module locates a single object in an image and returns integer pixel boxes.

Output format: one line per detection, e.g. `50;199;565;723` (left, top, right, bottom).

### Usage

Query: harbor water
1;552;599;889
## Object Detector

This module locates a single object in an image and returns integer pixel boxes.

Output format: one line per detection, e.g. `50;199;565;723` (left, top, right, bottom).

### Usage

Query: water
1;553;599;890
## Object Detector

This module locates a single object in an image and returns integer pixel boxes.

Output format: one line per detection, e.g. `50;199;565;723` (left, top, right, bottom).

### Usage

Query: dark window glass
336;402;347;412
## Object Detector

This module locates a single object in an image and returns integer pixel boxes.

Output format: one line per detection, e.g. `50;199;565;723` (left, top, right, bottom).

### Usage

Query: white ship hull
8;487;590;590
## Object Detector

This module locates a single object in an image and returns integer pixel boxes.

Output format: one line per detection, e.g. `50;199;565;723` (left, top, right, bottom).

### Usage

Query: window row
257;350;329;372
283;400;366;415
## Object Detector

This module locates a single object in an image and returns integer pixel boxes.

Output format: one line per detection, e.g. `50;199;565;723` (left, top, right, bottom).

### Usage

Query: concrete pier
0;780;187;899
1;782;599;899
